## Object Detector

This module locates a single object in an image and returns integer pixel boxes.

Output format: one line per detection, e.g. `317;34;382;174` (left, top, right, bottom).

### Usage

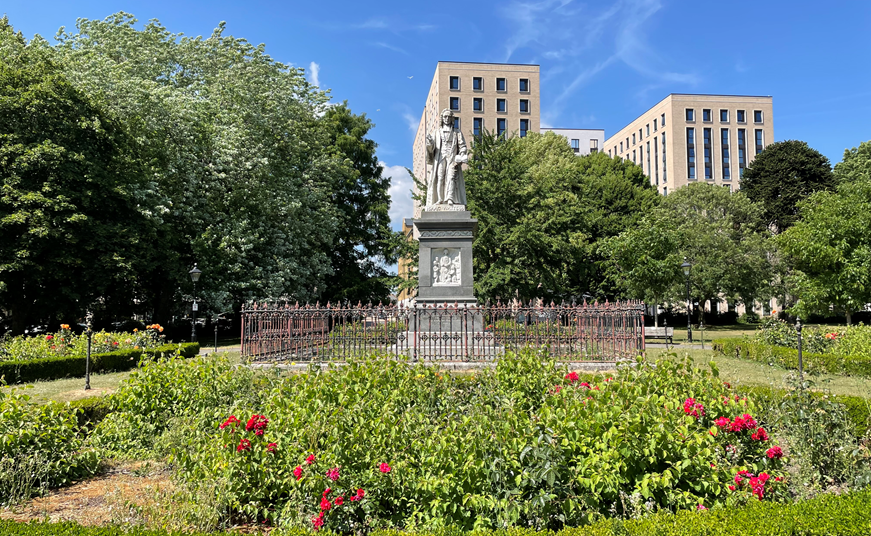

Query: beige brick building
412;61;541;217
603;94;774;195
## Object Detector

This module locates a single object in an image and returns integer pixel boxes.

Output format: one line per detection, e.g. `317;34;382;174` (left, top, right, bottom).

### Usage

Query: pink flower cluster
326;467;340;481
683;398;706;418
312;486;366;531
379;462;392;473
220;414;275;454
246;414;269;436
766;446;783;459
731;470;780;500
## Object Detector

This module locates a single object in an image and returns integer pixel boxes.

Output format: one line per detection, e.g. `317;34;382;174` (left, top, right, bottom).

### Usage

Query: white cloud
381;162;414;231
373;41;410;56
402;112;419;134
308;61;320;87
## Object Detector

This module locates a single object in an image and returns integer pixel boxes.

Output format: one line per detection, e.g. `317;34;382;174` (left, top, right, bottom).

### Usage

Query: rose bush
0;324;166;362
156;351;787;531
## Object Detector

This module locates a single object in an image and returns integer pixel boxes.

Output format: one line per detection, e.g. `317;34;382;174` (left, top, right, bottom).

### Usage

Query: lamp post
84;311;93;390
795;318;804;385
681;258;693;343
189;264;202;342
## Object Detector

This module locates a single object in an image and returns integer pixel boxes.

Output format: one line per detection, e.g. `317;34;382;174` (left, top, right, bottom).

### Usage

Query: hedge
713;338;871;377
0;343;200;384
1;487;870;535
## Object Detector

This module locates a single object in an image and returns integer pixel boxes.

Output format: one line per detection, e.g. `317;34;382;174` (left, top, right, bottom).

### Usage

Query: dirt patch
0;461;172;526
57;387;116;402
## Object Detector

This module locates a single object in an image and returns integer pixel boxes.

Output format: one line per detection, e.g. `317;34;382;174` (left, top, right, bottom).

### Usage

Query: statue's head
440;109;454;125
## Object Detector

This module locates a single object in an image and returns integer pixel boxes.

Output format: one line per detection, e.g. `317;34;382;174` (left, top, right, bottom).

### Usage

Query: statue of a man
425;109;468;208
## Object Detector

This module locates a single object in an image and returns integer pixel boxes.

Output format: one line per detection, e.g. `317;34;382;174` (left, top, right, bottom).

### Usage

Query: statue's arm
425;133;436;164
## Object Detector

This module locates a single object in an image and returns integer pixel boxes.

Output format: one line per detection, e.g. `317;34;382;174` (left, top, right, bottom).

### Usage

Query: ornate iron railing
240;300;646;362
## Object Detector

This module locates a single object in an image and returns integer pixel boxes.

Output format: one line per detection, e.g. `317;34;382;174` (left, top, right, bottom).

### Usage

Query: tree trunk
654;295;660;327
846;309;852;326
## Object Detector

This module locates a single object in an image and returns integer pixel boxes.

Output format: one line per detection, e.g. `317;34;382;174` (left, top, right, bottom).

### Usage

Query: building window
703;128;712;179
520;119;529;138
519;99;529;113
519;78;529;92
662;132;667;183
496;98;506;112
663;187;668;195
620;141;623;153
754;110;763;123
721;128;731;180
473;118;483;137
590;139;598;153
632;149;636;164
654;136;659;185
686;109;695;121
687;127;696;180
626;137;629;150
449;76;460;90
473;77;483;91
450;97;460;111
720;109;729;122
571;139;580;153
639;144;644;173
646;124;650;136
755;129;764;154
473;97;483;112
737;129;746;178
632;133;636;145
453;117;461;130
737;110;746;123
646;141;651;180
496;77;506;91
639;128;643;141
703;109;712;122
497;118;506;137
608;149;612;157
661;113;666;126
654;119;658;132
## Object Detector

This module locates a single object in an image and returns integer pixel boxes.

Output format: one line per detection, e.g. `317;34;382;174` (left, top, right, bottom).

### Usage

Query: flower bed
97;351;790;531
0;324;168;363
713;337;871;377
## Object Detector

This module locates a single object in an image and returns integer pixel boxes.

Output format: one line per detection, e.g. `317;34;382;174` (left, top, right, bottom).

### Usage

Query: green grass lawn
649;346;871;399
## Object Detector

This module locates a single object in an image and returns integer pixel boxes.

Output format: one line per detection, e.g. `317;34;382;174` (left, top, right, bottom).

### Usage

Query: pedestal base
415;210;477;304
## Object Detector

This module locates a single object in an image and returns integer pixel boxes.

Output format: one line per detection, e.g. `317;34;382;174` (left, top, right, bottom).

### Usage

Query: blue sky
5;0;871;231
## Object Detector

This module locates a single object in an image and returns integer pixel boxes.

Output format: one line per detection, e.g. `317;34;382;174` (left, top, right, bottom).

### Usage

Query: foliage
465;131;658;302
752;317;835;354
0;16;152;334
0;387;100;504
102;350;791;530
604;183;773;310
0;325;167;362
713;337;871;377
91;353;264;458
319;102;399;305
741;140;835;233
0;342;199;384
777;141;871;324
3;485;871;533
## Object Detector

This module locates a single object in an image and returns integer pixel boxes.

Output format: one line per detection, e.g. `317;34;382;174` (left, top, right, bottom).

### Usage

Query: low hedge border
1;487;869;535
0;343;200;384
713;337;871;377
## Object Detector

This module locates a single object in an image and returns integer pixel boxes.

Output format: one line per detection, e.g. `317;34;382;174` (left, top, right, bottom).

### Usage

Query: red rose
326;467;340;481
334;496;344;506
220;415;240;430
306;454;316;465
236;438;251;452
379;462;391;474
766;446;783;459
312;513;324;530
293;466;302;480
267;442;277;453
320;497;331;511
564;371;579;383
751;427;769;441
45;335;53;341
356;488;365;498
714;417;731;428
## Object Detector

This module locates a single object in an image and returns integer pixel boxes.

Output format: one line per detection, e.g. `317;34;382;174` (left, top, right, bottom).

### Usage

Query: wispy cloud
373;42;410;56
498;0;700;116
308;61;320;87
381;162;414;231
402;112;419;134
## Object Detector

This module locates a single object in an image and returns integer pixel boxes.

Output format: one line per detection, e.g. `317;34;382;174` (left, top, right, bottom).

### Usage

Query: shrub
0;387;100;505
713;338;871;377
0;342;199;384
155;352;789;530
0;325;169;362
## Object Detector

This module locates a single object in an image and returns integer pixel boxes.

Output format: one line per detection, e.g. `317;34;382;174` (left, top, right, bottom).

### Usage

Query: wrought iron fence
241;300;646;362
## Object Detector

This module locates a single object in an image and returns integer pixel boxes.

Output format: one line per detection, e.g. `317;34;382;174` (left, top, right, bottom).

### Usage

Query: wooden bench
645;326;674;344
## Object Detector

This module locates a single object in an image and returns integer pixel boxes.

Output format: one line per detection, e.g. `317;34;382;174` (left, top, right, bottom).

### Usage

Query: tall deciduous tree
320;103;398;305
778;141;871;324
741;140;835;233
48;13;342;320
465;131;658;302
0;17;152;333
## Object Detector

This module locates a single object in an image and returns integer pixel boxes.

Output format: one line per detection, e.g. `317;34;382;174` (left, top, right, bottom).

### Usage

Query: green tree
320;103;398;305
465;131;658;302
0;17;152;333
605;183;773;317
48;13;343;320
741;140;835;233
778;141;871;324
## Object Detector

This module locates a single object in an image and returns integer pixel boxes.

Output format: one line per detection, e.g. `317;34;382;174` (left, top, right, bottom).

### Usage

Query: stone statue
425;108;468;209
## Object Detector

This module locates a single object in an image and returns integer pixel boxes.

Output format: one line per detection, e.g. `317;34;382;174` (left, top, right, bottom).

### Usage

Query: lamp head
681;257;692;277
189;264;202;283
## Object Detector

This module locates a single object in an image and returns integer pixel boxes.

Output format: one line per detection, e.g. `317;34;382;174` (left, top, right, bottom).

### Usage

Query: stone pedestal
415;209;477;305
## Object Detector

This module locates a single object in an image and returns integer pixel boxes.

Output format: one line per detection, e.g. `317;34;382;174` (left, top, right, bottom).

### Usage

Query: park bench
645;326;674;344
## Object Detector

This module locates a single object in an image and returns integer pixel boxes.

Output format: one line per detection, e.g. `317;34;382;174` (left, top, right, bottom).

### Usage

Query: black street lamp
189;264;202;342
84;311;93;390
681;257;693;343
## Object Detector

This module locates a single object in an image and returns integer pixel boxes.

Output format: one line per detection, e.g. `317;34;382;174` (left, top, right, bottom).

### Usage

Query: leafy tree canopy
465;131;658;302
778;141;871;324
741;140;835;234
0;16;152;333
